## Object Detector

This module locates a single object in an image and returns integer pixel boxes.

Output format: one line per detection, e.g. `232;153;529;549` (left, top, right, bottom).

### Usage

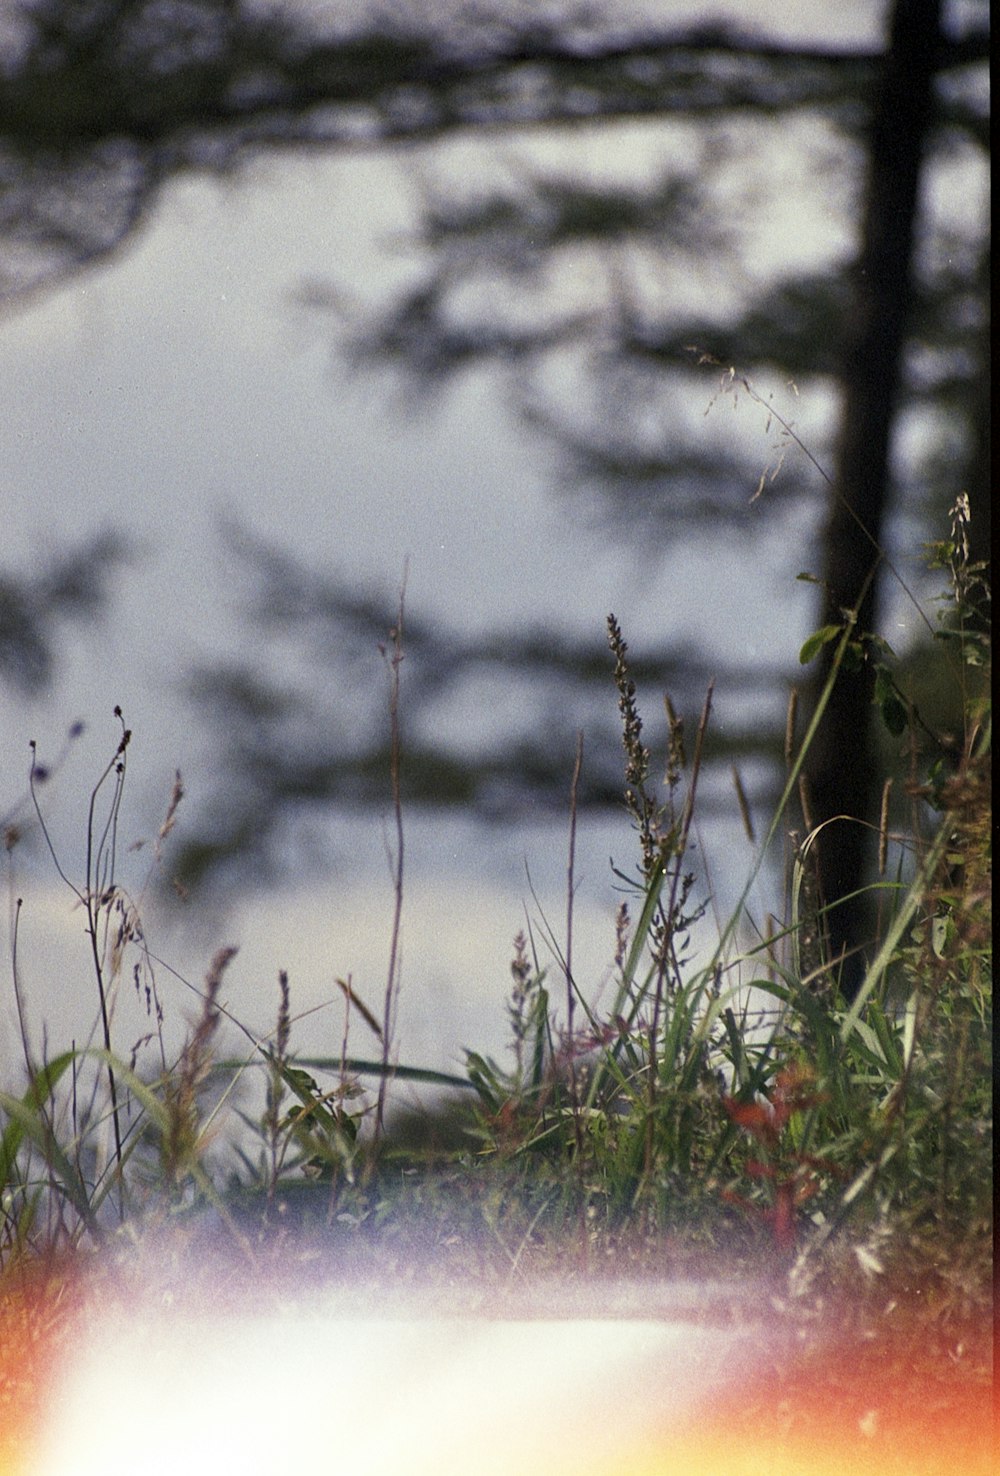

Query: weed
0;423;989;1401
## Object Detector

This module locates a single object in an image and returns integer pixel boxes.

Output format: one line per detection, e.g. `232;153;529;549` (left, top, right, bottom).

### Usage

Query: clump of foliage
0;498;990;1347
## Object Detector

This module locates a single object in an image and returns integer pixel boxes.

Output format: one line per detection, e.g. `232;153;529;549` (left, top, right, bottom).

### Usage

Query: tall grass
0;490;990;1325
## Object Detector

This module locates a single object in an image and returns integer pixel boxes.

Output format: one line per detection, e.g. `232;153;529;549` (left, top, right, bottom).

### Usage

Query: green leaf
874;667;908;736
0;1087;97;1230
464;1050;506;1111
931;914;953;959
799;624;842;664
272;1056;474;1092
0;1051;78;1192
840;639;863;672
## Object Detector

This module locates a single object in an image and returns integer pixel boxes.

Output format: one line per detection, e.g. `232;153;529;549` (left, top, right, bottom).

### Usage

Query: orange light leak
624;1337;996;1476
0;1257;86;1476
1;1258;993;1476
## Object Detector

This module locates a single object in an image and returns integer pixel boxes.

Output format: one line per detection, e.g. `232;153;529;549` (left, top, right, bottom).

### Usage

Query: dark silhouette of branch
0;2;987;301
0;531;134;694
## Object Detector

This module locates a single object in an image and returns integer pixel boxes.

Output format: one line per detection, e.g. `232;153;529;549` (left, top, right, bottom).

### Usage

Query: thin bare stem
691;351;933;639
29;716;129;1198
644;680;713;1178
375;567;408;1141
731;764;755;845
83;716;131;1189
565;732;584;1154
9;896;32;1080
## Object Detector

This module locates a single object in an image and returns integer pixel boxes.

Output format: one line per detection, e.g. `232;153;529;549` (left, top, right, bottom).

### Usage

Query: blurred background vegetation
0;0;989;998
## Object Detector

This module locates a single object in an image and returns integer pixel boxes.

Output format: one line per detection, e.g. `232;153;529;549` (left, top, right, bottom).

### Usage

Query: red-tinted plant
721;1064;841;1250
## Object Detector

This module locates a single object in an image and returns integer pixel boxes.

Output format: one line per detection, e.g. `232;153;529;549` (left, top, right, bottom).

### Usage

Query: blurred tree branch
0;2;989;990
0;1;986;302
0;531;134;693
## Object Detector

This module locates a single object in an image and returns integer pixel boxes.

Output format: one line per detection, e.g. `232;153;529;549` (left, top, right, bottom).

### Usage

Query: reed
0;476;990;1426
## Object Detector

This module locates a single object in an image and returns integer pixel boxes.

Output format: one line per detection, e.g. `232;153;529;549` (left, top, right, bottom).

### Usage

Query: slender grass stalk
564;733;584;1156
28;714;133;1204
0;445;988;1334
699;591;874;985
8;897;32;1083
838;814;954;1039
375;570;407;1142
642;681;713;1178
263;969;291;1212
0;1052;99;1240
692;351;934;641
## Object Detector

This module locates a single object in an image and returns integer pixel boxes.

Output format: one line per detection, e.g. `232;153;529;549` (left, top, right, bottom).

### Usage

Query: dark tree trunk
805;0;944;999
